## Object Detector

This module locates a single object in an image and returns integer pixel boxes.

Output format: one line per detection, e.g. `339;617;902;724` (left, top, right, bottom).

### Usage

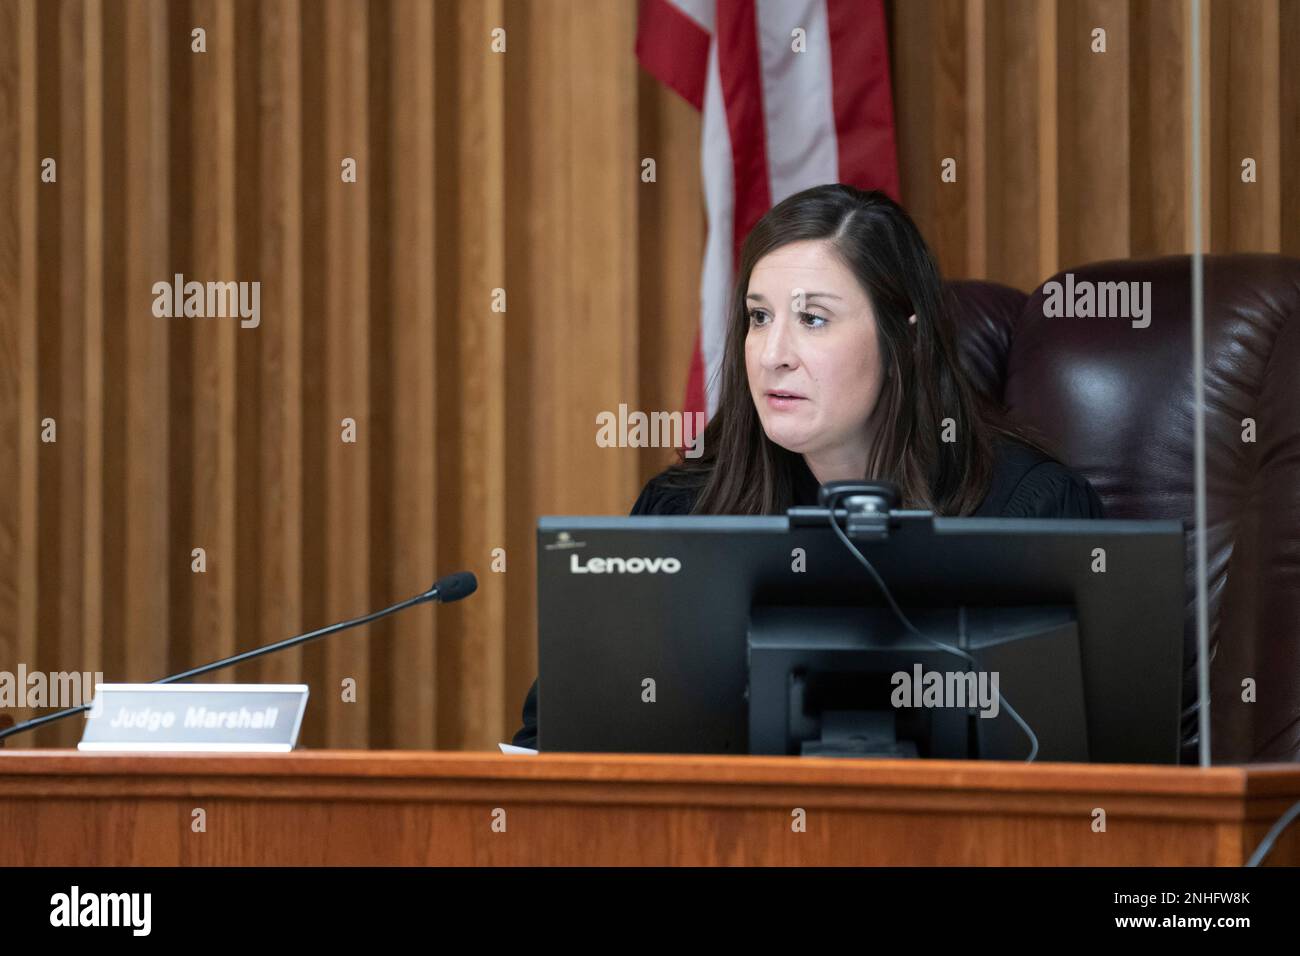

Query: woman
512;184;1102;750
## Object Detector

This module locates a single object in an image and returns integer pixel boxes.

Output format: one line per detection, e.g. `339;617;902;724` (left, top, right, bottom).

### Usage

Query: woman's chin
761;425;814;454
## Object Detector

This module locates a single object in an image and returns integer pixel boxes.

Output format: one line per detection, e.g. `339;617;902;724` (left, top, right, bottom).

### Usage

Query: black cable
824;489;1040;762
1246;797;1300;867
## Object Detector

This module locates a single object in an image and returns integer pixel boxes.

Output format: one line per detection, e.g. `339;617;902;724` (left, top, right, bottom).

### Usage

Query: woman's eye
747;309;826;328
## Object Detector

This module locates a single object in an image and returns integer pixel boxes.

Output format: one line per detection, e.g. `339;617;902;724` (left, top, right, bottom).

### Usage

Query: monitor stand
798;709;921;758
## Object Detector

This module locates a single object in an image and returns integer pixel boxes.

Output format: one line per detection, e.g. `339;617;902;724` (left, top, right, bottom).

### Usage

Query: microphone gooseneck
0;571;479;745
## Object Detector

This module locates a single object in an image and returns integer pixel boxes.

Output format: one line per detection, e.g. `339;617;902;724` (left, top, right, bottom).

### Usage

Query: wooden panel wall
0;0;689;750
0;0;1293;750
892;0;1299;287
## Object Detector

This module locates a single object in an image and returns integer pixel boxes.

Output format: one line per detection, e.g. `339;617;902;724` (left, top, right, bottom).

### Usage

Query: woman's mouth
765;390;807;410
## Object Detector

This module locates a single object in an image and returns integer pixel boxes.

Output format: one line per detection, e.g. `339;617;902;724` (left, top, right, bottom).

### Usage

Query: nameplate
78;684;309;753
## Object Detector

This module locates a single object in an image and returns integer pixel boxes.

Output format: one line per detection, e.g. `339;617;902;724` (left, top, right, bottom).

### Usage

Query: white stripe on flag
756;0;839;204
700;30;733;418
665;0;715;33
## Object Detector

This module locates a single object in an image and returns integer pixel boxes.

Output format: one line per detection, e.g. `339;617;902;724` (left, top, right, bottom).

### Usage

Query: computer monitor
535;503;1185;763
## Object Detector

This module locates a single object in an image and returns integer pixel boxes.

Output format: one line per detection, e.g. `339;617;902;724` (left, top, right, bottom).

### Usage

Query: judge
512;183;1103;751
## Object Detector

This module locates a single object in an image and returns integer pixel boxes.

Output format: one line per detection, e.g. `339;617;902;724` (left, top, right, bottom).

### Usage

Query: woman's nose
761;314;797;369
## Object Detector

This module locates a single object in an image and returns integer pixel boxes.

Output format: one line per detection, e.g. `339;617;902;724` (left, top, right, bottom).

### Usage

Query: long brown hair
662;184;1022;516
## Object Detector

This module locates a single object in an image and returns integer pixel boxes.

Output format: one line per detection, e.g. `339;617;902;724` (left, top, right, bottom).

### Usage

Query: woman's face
744;239;885;464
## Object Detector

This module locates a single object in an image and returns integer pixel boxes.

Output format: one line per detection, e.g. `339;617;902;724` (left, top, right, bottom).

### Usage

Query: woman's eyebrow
745;290;842;302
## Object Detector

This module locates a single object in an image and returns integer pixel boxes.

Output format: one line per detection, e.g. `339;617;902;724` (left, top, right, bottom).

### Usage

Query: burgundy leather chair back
948;255;1300;763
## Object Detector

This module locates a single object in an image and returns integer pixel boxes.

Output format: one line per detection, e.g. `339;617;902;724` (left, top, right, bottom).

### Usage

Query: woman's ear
908;313;918;326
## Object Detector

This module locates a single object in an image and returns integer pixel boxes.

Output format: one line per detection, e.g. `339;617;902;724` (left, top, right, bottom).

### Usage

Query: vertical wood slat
564;0;640;515
52;0;85;746
932;0;970;277
439;0;506;749
964;0;987;280
889;0;936;257
1196;0;1213;253
0;4;14;682
1036;0;1060;281
17;0;38;729
1206;0;1230;251
1205;0;1285;253
1225;0;1254;249
97;0;124;689
256;0;303;686
231;0;260;676
1230;0;1281;251
163;0;192;687
296;0;326;747
983;0;1041;292
1282;0;1300;258
504;0;554;753
81;0;103;703
34;3;62;740
0;0;40;732
1057;0;1132;269
190;0;238;674
322;0;369;747
122;0;169;682
384;0;436;748
1128;0;1190;258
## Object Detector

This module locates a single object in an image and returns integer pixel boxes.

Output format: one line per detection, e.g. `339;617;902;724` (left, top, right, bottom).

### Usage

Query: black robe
511;437;1106;751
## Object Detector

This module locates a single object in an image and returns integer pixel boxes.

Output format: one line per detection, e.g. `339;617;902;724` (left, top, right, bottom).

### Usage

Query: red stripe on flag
636;0;711;111
683;329;706;441
827;0;900;200
716;0;772;265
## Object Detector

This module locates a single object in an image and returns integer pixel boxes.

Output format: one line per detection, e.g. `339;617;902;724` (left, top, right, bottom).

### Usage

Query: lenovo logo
569;554;681;575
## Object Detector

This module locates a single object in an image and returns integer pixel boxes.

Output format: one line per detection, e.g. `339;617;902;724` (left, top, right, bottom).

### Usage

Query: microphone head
432;571;478;604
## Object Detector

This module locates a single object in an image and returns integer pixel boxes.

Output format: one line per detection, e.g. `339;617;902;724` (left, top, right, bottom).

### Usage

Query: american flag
636;0;900;430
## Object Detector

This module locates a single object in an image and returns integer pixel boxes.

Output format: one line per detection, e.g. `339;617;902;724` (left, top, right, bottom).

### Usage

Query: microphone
0;571;478;746
427;571;476;604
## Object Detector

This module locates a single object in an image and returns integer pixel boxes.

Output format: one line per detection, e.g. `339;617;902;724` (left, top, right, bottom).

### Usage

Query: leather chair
947;254;1300;765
